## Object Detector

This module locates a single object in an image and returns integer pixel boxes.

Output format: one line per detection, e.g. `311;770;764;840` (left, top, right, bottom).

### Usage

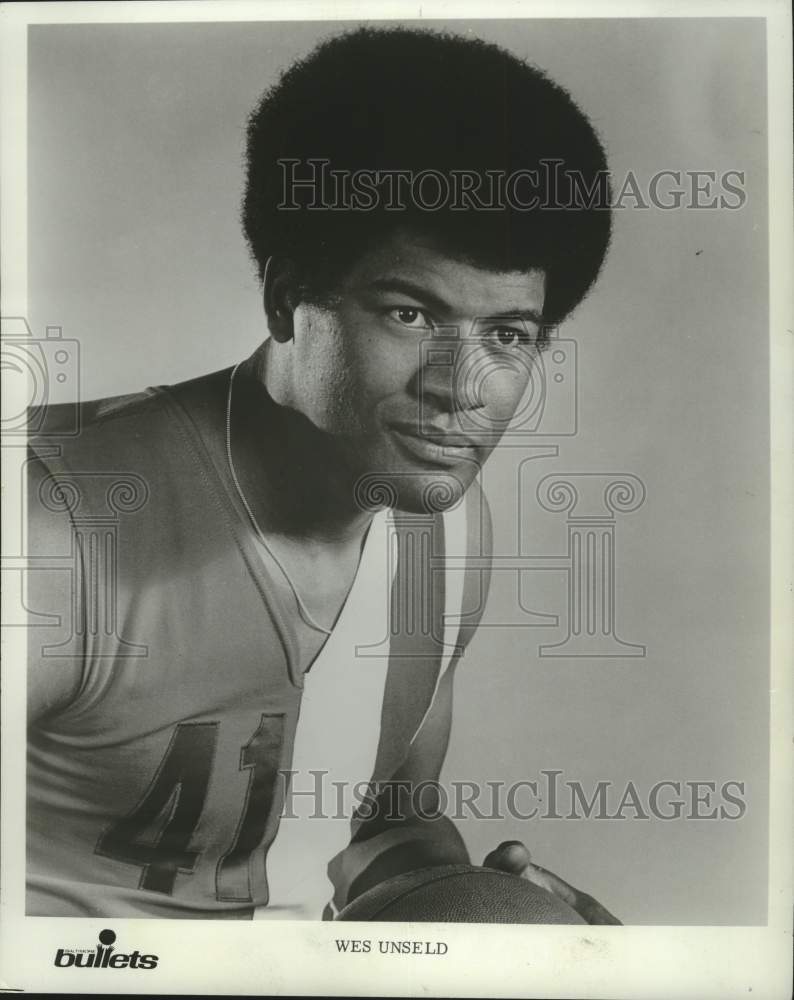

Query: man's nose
411;332;491;415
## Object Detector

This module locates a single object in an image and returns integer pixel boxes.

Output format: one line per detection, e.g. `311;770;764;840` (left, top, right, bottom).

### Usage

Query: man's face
287;229;546;512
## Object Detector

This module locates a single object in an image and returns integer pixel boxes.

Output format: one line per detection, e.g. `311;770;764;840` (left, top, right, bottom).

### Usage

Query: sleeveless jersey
25;369;492;919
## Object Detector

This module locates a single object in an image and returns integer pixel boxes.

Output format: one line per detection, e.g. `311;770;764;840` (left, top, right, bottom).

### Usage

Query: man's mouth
389;421;481;467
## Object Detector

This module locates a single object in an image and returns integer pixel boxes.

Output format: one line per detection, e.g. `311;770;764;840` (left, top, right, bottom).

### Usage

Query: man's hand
483;840;622;925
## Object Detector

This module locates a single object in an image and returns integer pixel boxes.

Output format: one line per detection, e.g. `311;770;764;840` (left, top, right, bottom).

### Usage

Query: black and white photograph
0;1;791;996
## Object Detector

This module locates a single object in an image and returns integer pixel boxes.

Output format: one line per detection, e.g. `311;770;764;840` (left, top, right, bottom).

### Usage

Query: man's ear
263;256;299;343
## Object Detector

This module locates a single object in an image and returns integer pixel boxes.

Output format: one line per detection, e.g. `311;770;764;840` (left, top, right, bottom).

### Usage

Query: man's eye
390;307;431;329
491;326;531;349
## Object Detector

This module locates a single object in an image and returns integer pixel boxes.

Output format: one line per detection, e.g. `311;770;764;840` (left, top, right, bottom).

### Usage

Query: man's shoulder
434;475;493;650
25;370;232;536
439;474;492;561
462;474;492;554
29;386;166;453
27;368;228;467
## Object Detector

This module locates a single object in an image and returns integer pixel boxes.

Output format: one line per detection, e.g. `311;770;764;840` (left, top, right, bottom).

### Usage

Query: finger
524;862;622;926
574;893;622;926
521;861;578;908
482;844;622;925
483;840;532;874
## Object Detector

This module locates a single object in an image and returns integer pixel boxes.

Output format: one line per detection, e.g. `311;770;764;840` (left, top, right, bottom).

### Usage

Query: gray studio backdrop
28;18;769;925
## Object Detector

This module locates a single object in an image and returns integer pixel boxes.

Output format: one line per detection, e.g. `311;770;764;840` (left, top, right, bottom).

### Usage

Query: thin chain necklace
225;361;334;636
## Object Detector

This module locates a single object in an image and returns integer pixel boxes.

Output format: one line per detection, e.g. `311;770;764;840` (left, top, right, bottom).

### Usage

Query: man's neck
229;346;374;548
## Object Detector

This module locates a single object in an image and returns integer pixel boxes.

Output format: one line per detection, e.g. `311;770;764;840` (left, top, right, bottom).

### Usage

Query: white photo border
1;1;791;996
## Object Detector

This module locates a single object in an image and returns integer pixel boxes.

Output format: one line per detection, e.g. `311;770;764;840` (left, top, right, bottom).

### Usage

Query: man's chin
352;463;477;515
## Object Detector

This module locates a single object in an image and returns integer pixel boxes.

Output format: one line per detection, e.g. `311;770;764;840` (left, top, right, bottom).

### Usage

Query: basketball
336;864;586;923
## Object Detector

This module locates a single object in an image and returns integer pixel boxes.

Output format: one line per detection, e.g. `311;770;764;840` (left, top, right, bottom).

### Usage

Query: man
26;26;618;922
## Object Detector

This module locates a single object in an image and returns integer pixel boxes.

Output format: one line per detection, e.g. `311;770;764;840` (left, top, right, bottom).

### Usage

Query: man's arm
328;479;493;911
25;450;85;724
326;477;621;924
327;655;469;911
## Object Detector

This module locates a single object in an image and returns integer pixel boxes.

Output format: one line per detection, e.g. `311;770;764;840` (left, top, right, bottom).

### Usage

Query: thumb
483;840;532;874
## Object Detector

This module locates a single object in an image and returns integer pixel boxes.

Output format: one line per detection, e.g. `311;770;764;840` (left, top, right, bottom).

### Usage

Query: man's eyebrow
485;308;544;325
365;277;544;323
366;277;451;314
